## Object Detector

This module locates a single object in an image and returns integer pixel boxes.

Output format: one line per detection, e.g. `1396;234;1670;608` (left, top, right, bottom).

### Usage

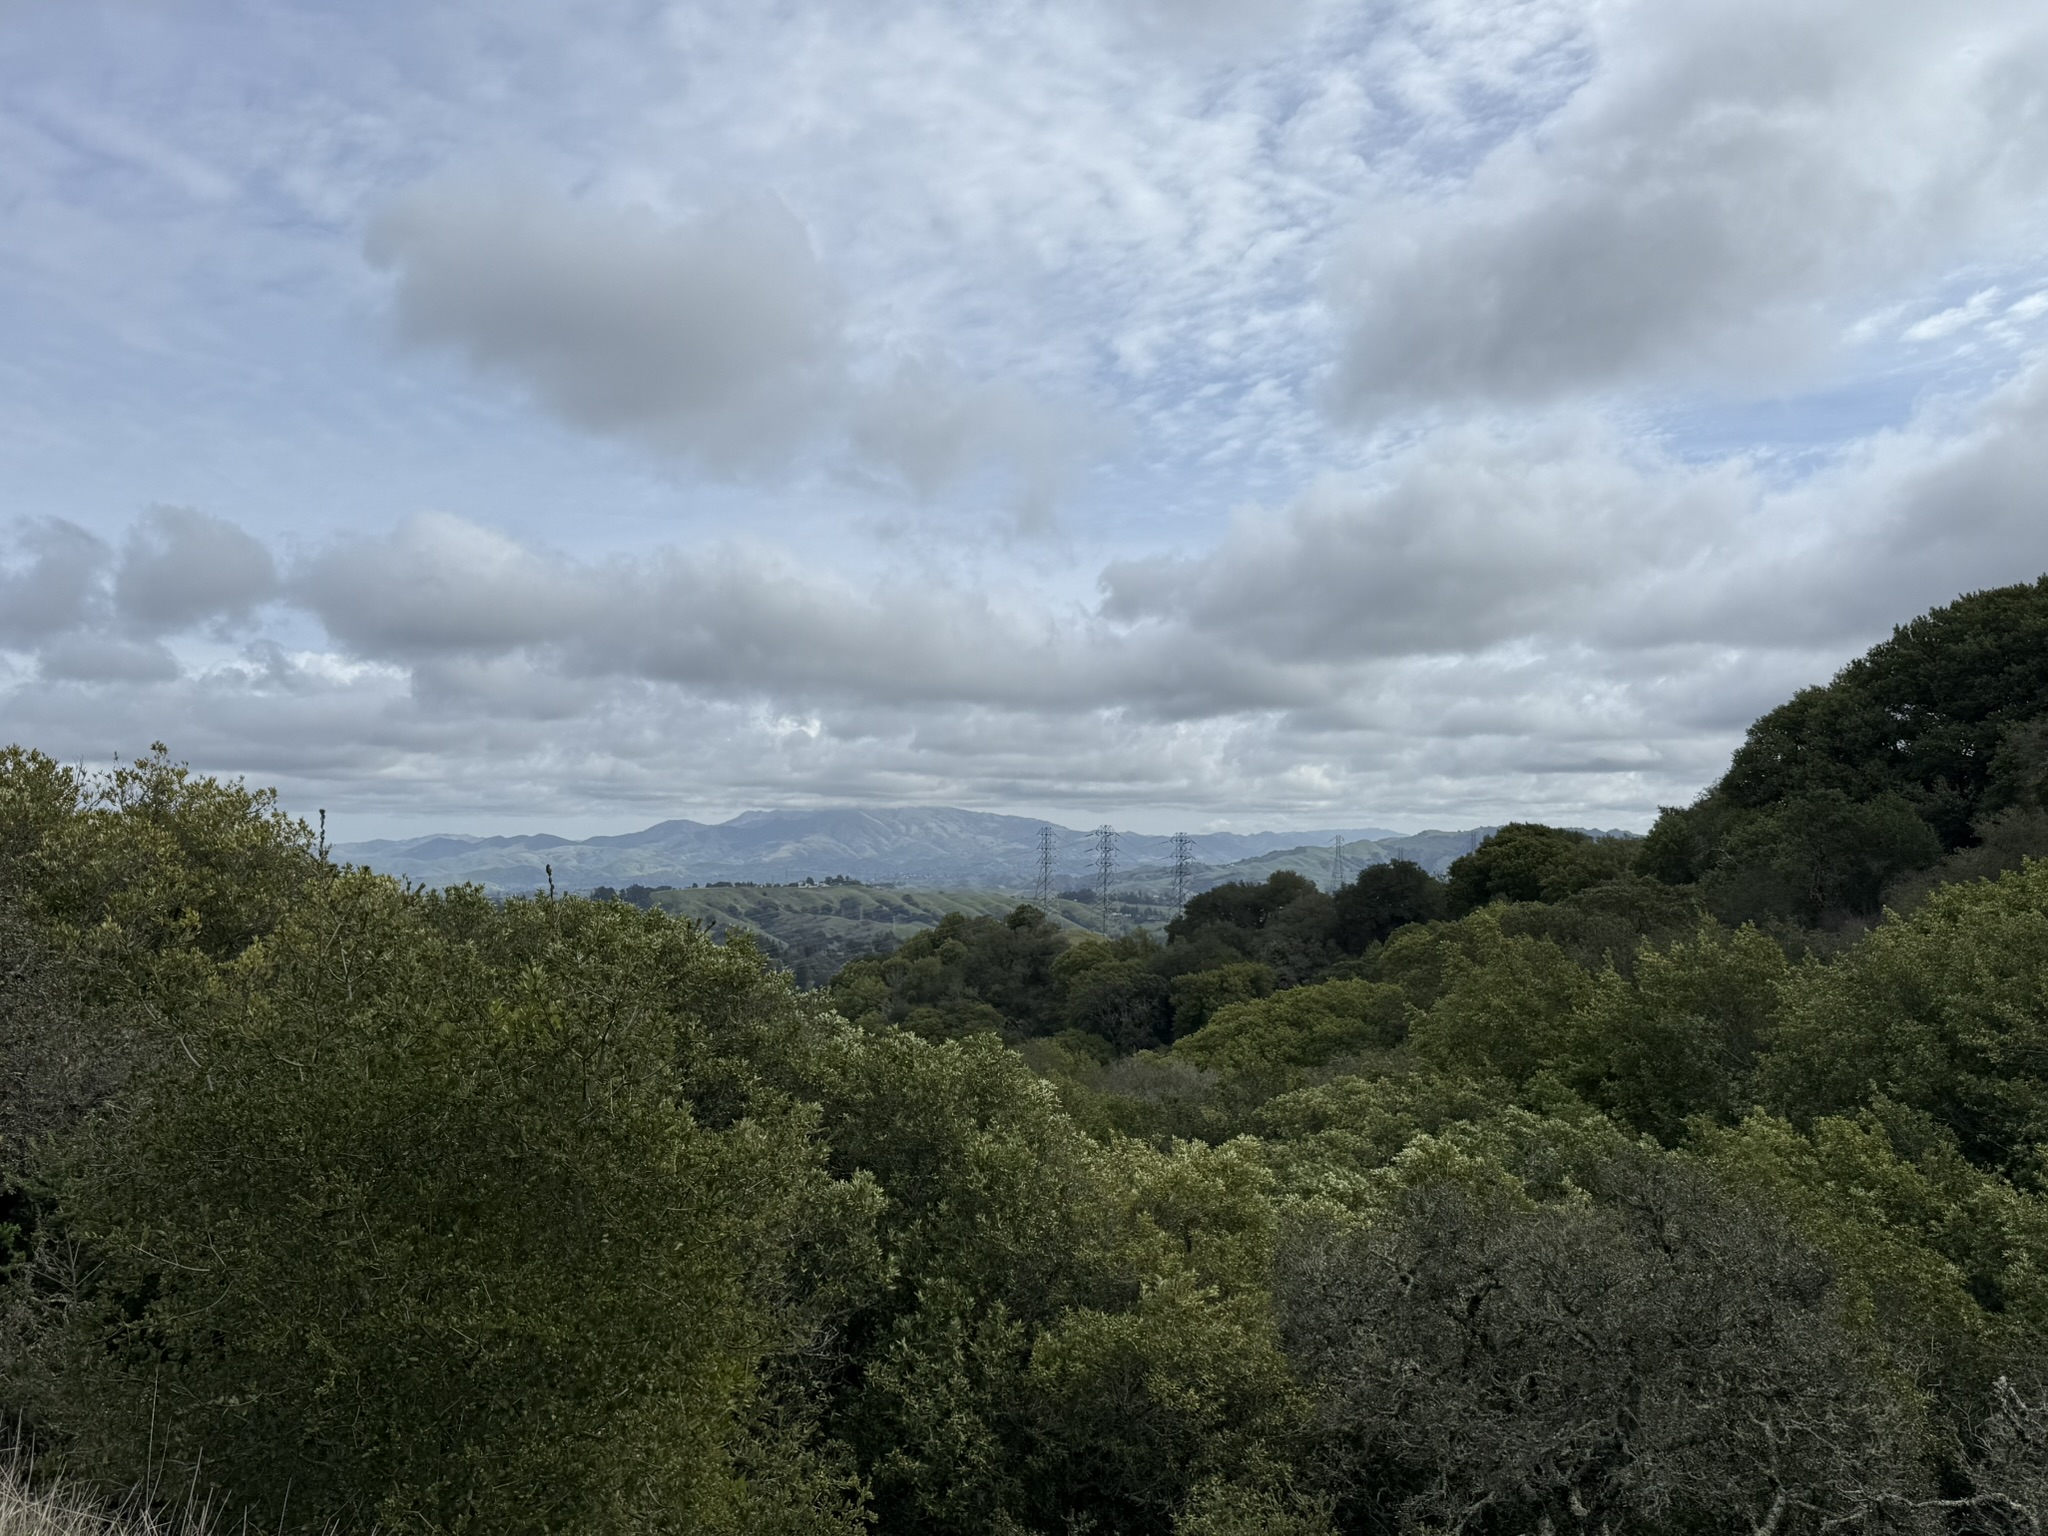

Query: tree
12;876;872;1535
1757;858;2048;1173
1720;576;2048;849
1277;1152;1926;1535
1175;981;1409;1081
1444;824;1632;914
1641;579;2048;917
1329;860;1445;953
1170;872;1320;946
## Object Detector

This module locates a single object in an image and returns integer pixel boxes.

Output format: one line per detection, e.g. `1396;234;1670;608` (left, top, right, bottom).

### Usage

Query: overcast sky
5;0;2048;838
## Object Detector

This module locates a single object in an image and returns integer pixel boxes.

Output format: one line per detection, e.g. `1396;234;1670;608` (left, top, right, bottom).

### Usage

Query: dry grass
0;1450;219;1536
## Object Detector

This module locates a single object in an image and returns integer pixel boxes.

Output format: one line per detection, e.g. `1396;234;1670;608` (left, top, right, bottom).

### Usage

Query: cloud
366;182;846;473
1328;0;2048;415
1102;417;1752;660
364;177;1109;514
0;519;108;647
849;353;1113;525
1112;356;2048;713
2;511;278;682
19;346;2048;828
36;632;178;683
290;511;1091;707
115;505;278;633
18;346;2048;830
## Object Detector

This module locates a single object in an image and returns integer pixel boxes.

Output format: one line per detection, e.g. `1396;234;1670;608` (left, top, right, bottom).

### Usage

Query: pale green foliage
1761;858;2048;1170
1697;1106;2048;1442
1171;1477;1334;1536
0;745;315;981
21;732;2048;1534
1402;910;1597;1084
803;1031;1306;1534
1173;980;1407;1080
1558;918;1788;1140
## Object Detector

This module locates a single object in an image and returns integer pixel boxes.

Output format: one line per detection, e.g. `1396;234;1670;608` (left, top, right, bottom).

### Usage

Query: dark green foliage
1444;822;1634;913
1698;791;1943;925
1721;576;2048;846
1168;962;1276;1039
829;905;1069;1039
1056;940;1176;1053
1643;578;2048;924
1171;871;1320;943
1328;859;1445;952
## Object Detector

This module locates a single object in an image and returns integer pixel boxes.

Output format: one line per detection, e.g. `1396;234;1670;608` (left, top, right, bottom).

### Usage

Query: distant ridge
333;806;1546;895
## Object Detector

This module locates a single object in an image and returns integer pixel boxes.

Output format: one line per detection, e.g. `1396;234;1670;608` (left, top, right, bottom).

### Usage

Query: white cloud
1329;0;2048;416
1102;416;1753;660
1903;288;2003;344
849;352;1115;525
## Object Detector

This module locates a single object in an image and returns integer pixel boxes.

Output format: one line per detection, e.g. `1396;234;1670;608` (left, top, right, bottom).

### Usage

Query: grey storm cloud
115;505;278;633
36;633;179;684
366;183;846;473
1328;0;2048;415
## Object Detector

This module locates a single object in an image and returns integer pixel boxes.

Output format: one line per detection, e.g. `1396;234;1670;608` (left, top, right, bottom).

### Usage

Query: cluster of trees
828;824;1679;1058
1640;575;2048;926
6;579;2048;1534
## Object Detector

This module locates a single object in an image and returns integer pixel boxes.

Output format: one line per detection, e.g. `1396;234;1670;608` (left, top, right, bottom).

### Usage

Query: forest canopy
8;578;2048;1534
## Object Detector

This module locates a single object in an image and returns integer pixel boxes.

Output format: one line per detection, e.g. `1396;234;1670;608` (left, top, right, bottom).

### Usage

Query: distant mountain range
334;807;1553;895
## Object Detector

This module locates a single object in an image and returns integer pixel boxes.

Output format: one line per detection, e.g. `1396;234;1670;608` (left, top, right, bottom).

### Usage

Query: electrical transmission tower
1170;831;1195;913
1330;834;1349;894
1092;824;1118;936
1034;825;1057;907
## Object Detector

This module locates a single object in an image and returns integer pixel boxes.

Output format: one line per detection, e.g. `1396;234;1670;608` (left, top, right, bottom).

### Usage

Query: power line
1170;831;1194;913
1092;824;1118;937
1330;833;1348;894
1035;825;1057;907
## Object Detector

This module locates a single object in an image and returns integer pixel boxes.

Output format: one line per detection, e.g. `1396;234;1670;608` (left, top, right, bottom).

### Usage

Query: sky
4;0;2048;840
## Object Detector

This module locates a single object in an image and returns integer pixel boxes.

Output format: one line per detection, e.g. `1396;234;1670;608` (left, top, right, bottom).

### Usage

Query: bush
14;875;872;1535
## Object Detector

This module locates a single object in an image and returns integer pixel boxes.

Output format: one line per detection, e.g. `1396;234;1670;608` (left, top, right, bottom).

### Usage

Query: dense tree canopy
1643;577;2048;926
